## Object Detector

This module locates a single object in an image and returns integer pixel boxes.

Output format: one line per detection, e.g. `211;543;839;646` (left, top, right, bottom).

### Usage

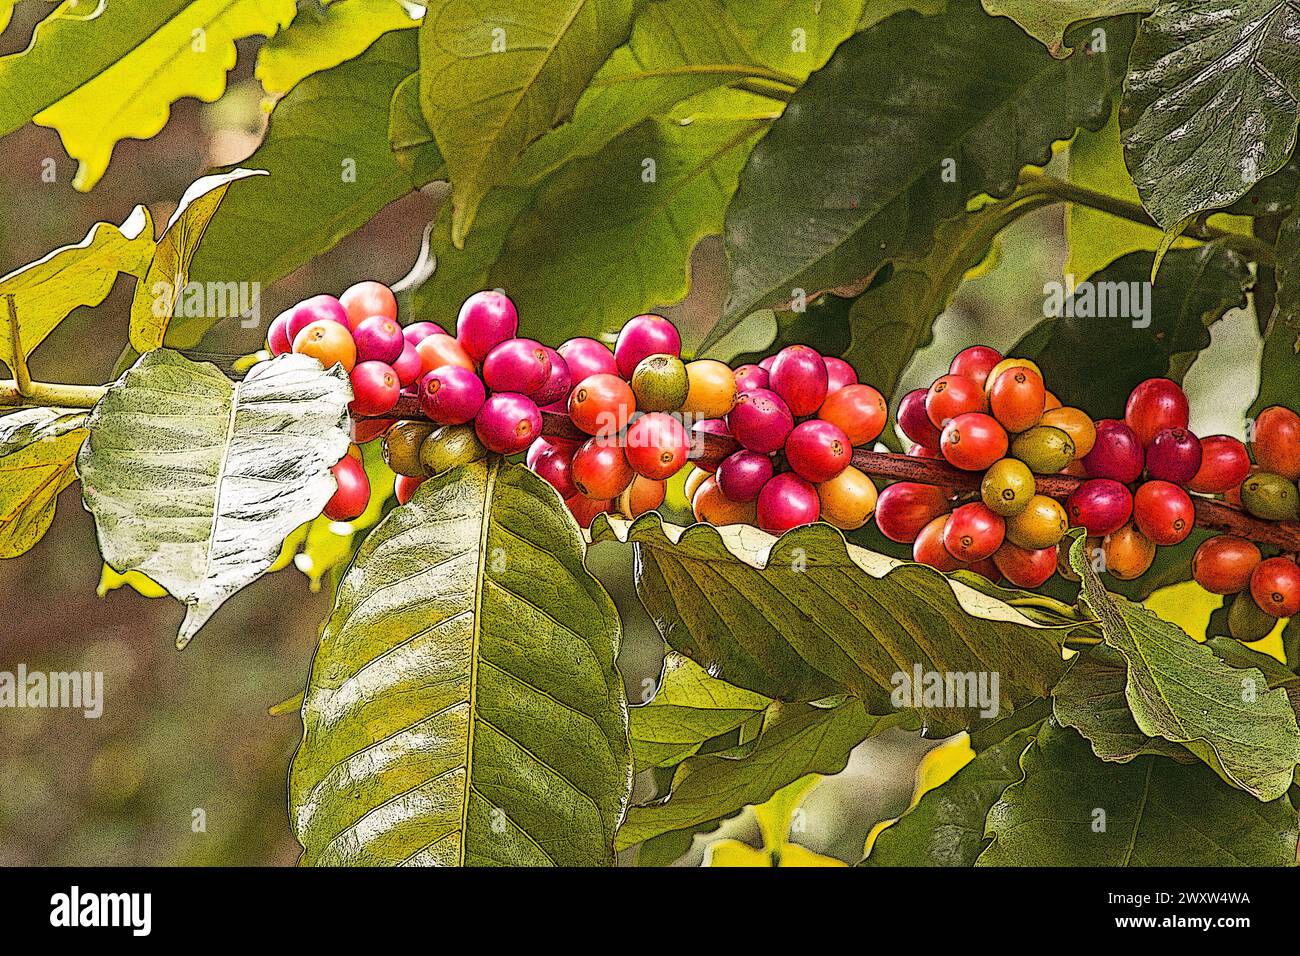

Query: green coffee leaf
982;0;1151;53
979;720;1299;865
78;351;352;648
0;408;87;559
291;460;631;866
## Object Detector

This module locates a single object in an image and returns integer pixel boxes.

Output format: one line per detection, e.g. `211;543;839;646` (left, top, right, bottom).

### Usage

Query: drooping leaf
863;722;1038;866
1012;246;1251;419
1120;0;1300;230
256;0;422;96
290;460;631;866
29;0;296;191
78;351;352;648
129;169;267;353
1071;537;1300;801
0;206;154;368
0;408;87;558
186;32;425;345
388;73;446;187
417;0;639;246
981;0;1152;53
591;514;1071;737
711;0;1132;348
979;720;1299;865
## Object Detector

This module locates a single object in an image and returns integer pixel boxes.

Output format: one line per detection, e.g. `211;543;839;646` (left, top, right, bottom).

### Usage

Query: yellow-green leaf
97;565;169;598
0;408;87;559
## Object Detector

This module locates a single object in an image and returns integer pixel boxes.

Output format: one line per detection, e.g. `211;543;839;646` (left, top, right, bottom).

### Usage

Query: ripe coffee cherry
1145;427;1202;484
756;473;821;534
943;502;1005;562
1228;591;1277;641
416;333;475;374
689;418;730;471
383;420;435;477
989;366;1045;433
402;321;445;346
1040;406;1096;458
566;493;612;528
392;340;424;387
1082;419;1144;483
474;392;541;455
758;355;776;371
350;361;401;416
728;388;795;454
926;374;984;427
692;476;758;526
1188;435;1251;494
913;515;964;572
1102;523;1156;580
983;357;1041;393
340;281;398;327
981;458;1034;516
733;364;770;393
1005;494;1068;549
819;383;886;446
532;347;572;407
785;420;851;483
456;290;518;364
1250;557;1300;617
1252;405;1300;479
483;338;550;396
1125;378;1189;446
875;482;950;543
421;424;486;474
815;466;877;530
993;541;1057;588
286;294;349;339
716;450;774;502
823;357;858;392
619;474;666;518
349;315;403;365
1133;479;1194;545
420;365;486;425
1240;471;1300;520
940;412;1008;471
615;314;680;378
394;473;426;505
768;345;829;417
571;437;635;499
625;412;690;480
1011;425;1074;473
682;360;737;418
558;337;618;383
1067;478;1133;536
293;319;356;372
898;388;942;448
631;354;689;412
569;373;636;436
352;417;395;443
949;345;1002;389
268;312;292;355
323;454;370;521
1192;535;1260;595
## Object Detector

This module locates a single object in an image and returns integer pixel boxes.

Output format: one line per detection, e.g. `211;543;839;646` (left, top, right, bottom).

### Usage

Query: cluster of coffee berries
1191;404;1300;639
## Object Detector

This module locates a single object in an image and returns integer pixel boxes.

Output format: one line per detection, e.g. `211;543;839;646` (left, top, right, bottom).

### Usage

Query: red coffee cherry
874;482;950;543
474;392;541;455
394;473;426;505
614;314;681;378
1133;479;1195;545
1125;377;1189;447
624;412;690;480
992;541;1057;589
988;365;1045;433
1066;478;1133;537
557;337;618;384
340;281;398;327
733;364;770;393
768;345;829;417
1250;556;1300;618
823;356;858;392
1187;435;1251;494
1144;427;1202;484
727;388;794;454
1191;535;1261;595
570;437;635;499
756;473;820;534
940;412;1008;471
569;373;636;436
785;420;851;483
483;338;551;397
913;515;964;572
716;450;774;502
942;501;1005;562
565;493;611;528
1252;406;1300;480
352;315;404;365
948;345;1003;389
419;365;486;425
692;475;758;526
456;290;518;364
1082;419;1144;483
926;374;984;427
349;361;401;416
323;454;370;521
819;383;887;446
898;388;942;448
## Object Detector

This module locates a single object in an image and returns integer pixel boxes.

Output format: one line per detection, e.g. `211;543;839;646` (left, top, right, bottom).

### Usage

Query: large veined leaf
78;351;352;648
1121;0;1300;230
0;408;87;558
186;32;426;345
862;722;1039;866
0;207;154;368
617;698;907;849
725;0;872;77
979;720;1299;866
129;169;266;353
1072;538;1300;801
28;0;296;191
1011;246;1251;420
591;514;1072;737
388;74;447;188
1251;195;1300;419
982;0;1152;53
710;0;1131;347
290;460;631;866
255;0;422;96
418;0;639;246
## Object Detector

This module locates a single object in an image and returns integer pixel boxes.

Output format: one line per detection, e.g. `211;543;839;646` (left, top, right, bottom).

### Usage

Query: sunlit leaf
0;408;87;559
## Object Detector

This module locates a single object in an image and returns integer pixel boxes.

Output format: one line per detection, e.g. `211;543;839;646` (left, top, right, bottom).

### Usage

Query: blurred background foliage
0;2;1275;865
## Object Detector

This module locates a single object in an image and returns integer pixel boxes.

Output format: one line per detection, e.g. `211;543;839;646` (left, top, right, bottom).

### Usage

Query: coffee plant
3;0;1300;868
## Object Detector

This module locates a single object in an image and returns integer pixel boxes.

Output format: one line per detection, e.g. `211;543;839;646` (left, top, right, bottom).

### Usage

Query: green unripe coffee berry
420;424;487;475
980;457;1035;516
1240;471;1299;521
630;353;689;412
383;420;437;477
1227;591;1276;642
1010;425;1075;474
